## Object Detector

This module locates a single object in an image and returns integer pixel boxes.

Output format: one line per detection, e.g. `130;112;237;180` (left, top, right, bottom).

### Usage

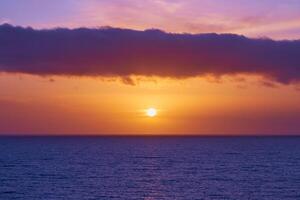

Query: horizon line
1;134;300;137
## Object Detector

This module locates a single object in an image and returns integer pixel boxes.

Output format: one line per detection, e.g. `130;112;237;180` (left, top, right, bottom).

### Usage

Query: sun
146;108;157;117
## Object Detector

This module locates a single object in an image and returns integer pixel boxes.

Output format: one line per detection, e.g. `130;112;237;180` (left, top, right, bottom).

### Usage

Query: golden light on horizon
146;108;157;117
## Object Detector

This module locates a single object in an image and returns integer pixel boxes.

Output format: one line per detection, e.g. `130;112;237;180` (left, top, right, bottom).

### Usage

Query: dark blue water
1;136;300;199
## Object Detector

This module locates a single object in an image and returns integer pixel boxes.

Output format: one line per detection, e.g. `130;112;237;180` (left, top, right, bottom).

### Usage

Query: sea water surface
1;136;300;199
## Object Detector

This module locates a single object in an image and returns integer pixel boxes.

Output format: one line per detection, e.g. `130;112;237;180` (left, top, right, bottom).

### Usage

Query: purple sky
1;0;300;39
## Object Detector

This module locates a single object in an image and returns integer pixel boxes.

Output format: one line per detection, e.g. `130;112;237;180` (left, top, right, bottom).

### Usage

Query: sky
0;0;300;135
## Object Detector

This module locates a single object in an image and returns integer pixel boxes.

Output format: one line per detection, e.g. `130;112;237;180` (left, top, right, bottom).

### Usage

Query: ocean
1;136;300;199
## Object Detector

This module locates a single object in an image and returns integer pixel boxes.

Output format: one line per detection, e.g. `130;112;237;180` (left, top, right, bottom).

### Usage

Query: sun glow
146;108;157;117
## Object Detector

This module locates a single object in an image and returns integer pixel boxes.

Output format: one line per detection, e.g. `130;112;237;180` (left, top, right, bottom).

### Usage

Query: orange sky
1;73;300;135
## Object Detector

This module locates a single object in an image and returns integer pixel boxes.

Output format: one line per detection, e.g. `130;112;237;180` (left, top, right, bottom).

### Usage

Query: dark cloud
0;24;300;84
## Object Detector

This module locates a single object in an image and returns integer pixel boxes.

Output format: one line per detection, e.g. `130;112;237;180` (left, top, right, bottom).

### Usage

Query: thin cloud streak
0;24;300;84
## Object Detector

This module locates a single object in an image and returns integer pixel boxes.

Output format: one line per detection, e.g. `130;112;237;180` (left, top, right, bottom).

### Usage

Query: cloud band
0;24;300;84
